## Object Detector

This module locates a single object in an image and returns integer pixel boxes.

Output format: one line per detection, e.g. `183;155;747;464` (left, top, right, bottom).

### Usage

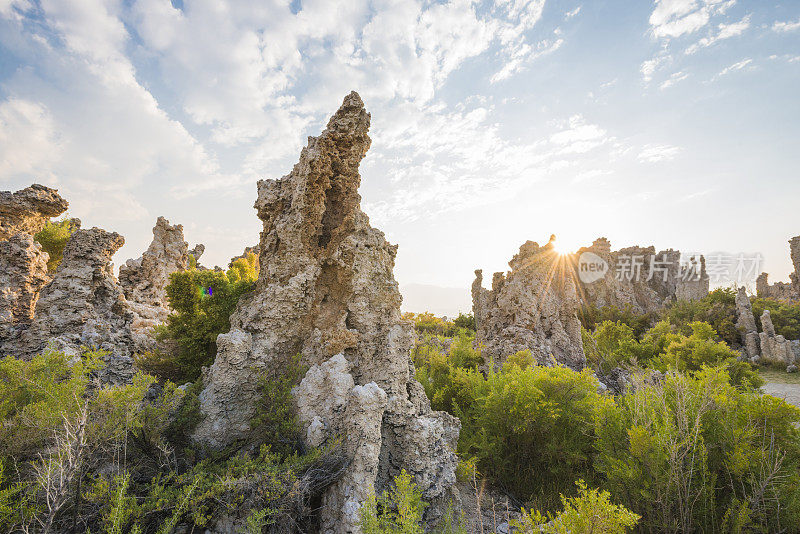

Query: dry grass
758;367;800;385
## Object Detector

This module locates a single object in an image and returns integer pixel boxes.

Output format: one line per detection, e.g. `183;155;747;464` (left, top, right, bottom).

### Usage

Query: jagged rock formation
676;255;710;301
17;228;135;383
120;216;200;307
0;184;69;240
472;237;585;370
735;287;798;370
194;92;459;531
228;244;259;268
119;217;203;351
756;235;800;302
0;234;51;345
575;237;694;314
0;184;69;352
735;287;760;360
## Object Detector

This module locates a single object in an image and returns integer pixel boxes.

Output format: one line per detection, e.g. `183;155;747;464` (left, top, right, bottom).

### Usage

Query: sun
551;237;574;256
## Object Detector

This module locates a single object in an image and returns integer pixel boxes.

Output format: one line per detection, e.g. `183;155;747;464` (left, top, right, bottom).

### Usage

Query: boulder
0;233;50;345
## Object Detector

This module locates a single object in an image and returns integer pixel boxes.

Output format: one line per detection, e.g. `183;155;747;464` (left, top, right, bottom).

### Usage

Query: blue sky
1;0;798;314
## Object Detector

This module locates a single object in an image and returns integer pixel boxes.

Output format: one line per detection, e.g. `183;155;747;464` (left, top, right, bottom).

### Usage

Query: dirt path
763;383;800;409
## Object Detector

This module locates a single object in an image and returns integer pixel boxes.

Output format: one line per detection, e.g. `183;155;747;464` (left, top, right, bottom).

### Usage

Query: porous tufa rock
735;287;760;360
472;237;585;370
194;92;459;530
0;234;50;345
758;309;797;369
0;184;69;240
119;216;203;351
17;228;134;383
575;238;693;314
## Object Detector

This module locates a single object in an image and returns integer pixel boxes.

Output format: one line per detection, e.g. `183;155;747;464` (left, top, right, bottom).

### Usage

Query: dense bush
663;288;739;347
0;349;333;533
415;333;607;508
142;253;258;382
33;217;80;271
595;367;800;533
583;319;762;389
359;470;427;534
404;312;475;337
580;304;656;339
514;480;640;534
752;297;800;340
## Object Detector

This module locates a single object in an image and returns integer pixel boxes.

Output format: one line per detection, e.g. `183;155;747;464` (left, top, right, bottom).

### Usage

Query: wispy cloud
712;58;753;80
685;15;750;54
638;144;682;163
772;18;800;33
659;71;689;89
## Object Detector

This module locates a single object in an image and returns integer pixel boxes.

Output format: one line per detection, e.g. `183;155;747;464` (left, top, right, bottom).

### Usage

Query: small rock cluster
736;287;798;372
756;235;800;303
472;237;585;370
193;92;460;533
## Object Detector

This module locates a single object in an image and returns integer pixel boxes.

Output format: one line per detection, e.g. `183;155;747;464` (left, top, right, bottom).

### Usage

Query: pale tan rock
575;238;685;314
472;237;585;370
759;310;797;368
17;228;134;383
676;255;710;301
194;92;459;529
735;287;759;360
0;184;69;240
0;233;50;344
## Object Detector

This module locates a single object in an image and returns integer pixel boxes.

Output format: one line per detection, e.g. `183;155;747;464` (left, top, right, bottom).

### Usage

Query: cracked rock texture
120;217;202;350
0;184;69;240
575;238;692;314
759;310;797;368
17;228;135;383
194;92;459;532
472;237;585;370
735;287;760;360
675;255;710;302
0;233;50;345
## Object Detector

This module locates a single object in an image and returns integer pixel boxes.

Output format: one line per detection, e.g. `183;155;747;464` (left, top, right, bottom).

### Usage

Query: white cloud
491;36;563;83
714;57;753;78
685;14;750;54
565;6;581;19
549;115;609;154
638;143;682;162
772;18;800;33
659;70;689;89
0;99;61;180
641;56;669;82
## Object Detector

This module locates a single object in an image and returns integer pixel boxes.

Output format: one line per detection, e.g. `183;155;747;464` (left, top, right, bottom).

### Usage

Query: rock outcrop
575;238;692;315
194;92;459;531
735;287;760;360
675;255;710;301
120;217;203;351
472;237;585;370
17;228;135;383
0;184;69;240
0;184;69;352
756;235;800;302
758;310;797;368
0;233;50;345
735;287;798;370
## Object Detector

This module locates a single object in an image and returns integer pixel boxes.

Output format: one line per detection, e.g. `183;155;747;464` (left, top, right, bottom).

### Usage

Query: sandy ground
763;382;800;409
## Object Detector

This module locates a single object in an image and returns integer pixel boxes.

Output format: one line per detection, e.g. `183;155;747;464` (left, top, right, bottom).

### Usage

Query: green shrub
404;312;474;337
594;367;800;533
358;470;427;534
453;313;475;332
157;254;257;381
249;355;306;456
664;288;739;347
580;304;656;339
33;217;79;271
514;480;640;534
752;297;800;340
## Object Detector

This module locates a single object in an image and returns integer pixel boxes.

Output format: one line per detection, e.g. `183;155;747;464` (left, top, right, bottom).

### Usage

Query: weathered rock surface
575;238;691;315
0;233;50;345
18;228;134;383
675;255;710;302
735;287;760;360
759;310;797;368
756;272;796;302
119;217;203;351
472;237;585;370
790;236;800;296
120;216;199;308
0;184;69;240
194;92;459;531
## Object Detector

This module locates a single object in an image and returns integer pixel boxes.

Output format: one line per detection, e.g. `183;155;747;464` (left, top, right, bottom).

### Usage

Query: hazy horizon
1;0;798;311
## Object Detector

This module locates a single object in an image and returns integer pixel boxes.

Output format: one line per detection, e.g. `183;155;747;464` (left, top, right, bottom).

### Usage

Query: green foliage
157;255;257;381
594;367;800;533
752;297;800;340
583;320;762;389
580;304;656;339
250;355;306;456
664;288;739;346
33;217;79;271
404;312;473;337
358;470;427;534
515;480;640;534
